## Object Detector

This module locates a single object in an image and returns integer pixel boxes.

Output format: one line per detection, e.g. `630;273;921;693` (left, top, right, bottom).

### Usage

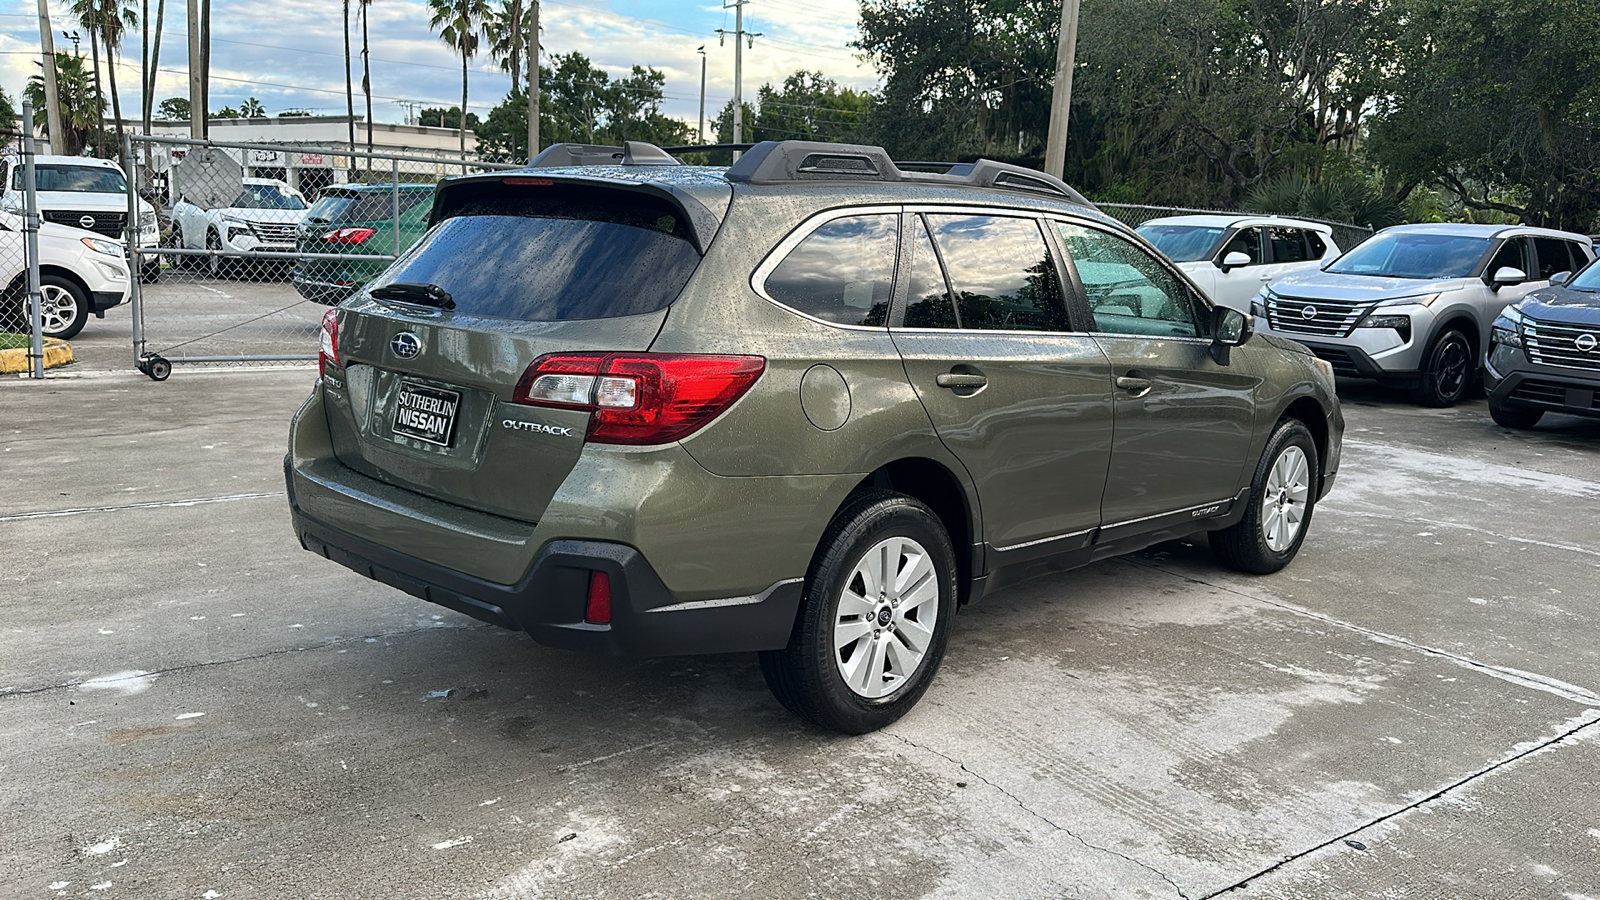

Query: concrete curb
0;337;74;374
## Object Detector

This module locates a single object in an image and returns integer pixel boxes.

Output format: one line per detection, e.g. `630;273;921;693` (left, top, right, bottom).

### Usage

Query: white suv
1136;215;1340;312
1;210;131;339
1254;224;1595;406
0;154;160;280
170;177;309;277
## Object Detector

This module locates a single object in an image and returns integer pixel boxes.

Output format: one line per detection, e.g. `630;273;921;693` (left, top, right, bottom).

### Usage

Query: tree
72;0;138;157
428;0;492;157
141;0;167;177
418;106;482;130
156;96;190;121
26;54;102;156
361;0;374;161
344;0;355;154
238;97;266;118
536;52;692;148
484;0;530;94
749;71;872;144
0;87;18;135
1367;0;1600;229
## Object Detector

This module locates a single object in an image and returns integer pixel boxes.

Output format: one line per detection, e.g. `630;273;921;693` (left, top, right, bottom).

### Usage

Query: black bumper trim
288;497;804;657
1486;366;1600;420
90;291;125;314
1294;340;1420;387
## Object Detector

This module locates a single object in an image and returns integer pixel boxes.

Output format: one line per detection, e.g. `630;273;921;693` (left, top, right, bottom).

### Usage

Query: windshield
1564;259;1600;291
1326;232;1490;279
231;184;307;210
15;164;128;194
374;186;701;321
1135;224;1227;263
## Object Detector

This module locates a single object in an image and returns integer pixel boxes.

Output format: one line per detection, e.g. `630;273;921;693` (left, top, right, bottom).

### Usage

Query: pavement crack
0;491;284;522
1196;712;1600;898
883;730;1191;900
1131;558;1600;706
0;622;491;700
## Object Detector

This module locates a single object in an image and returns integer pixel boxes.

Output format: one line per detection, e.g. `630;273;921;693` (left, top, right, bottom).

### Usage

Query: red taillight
322;227;377;244
319;308;339;377
514;353;765;445
584;571;612;624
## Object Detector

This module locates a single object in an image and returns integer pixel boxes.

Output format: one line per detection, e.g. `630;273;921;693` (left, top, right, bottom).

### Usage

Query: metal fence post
124;132;147;371
392;156;401;258
21;102;45;379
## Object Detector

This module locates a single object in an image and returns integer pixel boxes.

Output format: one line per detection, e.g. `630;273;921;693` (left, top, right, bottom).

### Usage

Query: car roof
11;154;124;170
1137;214;1335;233
325;182;435;192
1381;222;1593;242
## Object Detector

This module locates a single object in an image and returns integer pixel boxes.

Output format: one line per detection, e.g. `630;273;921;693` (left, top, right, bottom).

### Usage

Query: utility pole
697;45;706;144
187;0;203;137
1043;0;1081;180
35;0;64;153
525;0;539;160
716;1;760;161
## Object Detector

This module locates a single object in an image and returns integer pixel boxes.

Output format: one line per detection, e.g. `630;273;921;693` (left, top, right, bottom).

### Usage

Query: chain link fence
2;104;52;379
1098;202;1375;256
123;135;513;378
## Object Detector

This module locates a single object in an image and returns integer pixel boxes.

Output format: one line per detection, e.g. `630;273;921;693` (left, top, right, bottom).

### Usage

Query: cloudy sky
2;0;880;129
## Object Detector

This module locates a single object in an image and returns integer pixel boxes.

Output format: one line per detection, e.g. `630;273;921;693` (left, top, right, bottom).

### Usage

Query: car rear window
312;188;433;223
373;184;701;321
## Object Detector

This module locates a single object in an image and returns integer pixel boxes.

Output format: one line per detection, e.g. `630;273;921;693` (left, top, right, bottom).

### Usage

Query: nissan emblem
1577;333;1599;353
1301;305;1318;320
79;215;96;229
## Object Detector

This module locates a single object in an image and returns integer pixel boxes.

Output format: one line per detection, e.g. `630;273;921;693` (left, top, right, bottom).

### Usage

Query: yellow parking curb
0;337;74;374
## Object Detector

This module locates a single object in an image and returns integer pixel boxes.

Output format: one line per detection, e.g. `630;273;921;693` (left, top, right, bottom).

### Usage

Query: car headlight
80;236;123;257
1355;312;1412;343
1491;305;1526;350
1373;292;1442;308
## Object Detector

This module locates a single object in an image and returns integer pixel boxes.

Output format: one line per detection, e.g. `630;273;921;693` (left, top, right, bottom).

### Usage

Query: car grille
1509;379;1600;410
1264;294;1369;338
250;222;300;244
1524;317;1600;371
42;209;126;238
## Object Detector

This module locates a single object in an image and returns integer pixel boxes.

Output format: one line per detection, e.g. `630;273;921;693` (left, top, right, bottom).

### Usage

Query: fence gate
124;135;511;379
3;103;48;379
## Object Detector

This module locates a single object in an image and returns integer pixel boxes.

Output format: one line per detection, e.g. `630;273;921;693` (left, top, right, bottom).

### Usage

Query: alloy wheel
39;284;79;335
833;536;941;700
1260;445;1311;552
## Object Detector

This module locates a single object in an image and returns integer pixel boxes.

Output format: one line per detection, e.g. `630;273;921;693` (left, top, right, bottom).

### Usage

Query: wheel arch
34;265;92;300
1429;312;1481;359
1278;394;1329;477
844;457;981;606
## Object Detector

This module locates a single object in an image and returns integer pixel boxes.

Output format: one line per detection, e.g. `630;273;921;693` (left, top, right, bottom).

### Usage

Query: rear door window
374;185;701;321
1269;227;1311;263
763;214;895;327
923;214;1070;332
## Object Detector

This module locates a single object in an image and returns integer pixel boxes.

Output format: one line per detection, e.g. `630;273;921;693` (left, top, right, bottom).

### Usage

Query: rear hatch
326;177;724;523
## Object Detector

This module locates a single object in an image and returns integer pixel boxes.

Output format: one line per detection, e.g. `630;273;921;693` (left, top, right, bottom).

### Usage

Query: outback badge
390;332;422;359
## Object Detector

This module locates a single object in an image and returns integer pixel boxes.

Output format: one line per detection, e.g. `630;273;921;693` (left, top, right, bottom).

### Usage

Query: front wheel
1412;329;1474;407
1210;420;1319;574
38;275;90;340
759;491;958;734
1489;398;1543;429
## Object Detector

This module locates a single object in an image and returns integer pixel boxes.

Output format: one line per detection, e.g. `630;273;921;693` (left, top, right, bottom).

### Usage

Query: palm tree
344;0;355;158
428;0;490;158
26;53;101;156
484;0;526;95
239;97;266;118
361;0;374;166
141;0;166;177
73;0;137;158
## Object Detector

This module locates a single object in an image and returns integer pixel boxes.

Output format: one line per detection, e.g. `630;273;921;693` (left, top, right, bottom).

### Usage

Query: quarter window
1270;227;1311;263
902;216;958;328
1306;231;1328;259
1055;222;1200;338
1534;237;1574;280
764;214;897;326
922;214;1069;332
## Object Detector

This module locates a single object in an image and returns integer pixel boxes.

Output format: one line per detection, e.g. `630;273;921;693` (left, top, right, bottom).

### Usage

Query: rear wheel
759;491;957;734
1211;420;1319;574
1489;398;1543;429
1412;328;1473;407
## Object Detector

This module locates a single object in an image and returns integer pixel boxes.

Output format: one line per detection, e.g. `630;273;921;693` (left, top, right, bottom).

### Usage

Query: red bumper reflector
585;571;612;624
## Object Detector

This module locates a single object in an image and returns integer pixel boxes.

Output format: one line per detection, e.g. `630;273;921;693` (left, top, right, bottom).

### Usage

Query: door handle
935;373;988;389
1116;375;1153;396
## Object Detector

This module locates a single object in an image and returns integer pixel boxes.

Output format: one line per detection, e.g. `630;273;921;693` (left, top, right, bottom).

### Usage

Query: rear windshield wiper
370;282;455;310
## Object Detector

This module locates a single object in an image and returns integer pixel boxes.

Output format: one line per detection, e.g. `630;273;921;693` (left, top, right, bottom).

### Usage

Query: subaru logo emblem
79;215;96;229
1577;333;1599;353
390;332;422;359
1301;305;1318;320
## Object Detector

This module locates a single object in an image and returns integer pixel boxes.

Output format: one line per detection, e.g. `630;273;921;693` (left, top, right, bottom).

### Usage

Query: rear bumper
288;488;803;657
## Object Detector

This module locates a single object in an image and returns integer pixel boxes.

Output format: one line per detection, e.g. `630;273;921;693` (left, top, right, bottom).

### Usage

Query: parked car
293;182;435;304
0;209;130;339
1136;215;1341;312
286;140;1343;733
0;154;160;281
1485;263;1600;428
169;177;309;277
1253;224;1595;406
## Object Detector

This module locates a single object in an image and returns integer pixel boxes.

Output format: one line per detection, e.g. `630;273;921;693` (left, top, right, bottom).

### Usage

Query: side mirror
1550;270;1572;287
1209;306;1253;365
1491;266;1527;289
1218;251;1253;273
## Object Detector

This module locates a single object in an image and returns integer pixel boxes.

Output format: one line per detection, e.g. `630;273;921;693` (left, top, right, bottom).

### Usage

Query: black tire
1489;398;1543;429
144;355;172;381
206;229;227;279
169;225;193;270
1411;328;1474;407
1210;419;1320;575
759;491;958;734
37;274;90;340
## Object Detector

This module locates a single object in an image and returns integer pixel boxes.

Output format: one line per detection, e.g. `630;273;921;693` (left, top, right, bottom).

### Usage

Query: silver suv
1254;224;1595;406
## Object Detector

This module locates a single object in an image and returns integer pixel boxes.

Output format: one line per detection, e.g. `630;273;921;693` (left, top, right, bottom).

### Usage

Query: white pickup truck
0;154;160;281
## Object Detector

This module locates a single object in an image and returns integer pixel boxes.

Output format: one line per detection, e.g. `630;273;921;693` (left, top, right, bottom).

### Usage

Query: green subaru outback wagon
287;140;1343;733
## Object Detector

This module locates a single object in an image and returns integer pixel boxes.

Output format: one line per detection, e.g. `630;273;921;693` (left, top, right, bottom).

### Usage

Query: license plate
393;381;461;447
